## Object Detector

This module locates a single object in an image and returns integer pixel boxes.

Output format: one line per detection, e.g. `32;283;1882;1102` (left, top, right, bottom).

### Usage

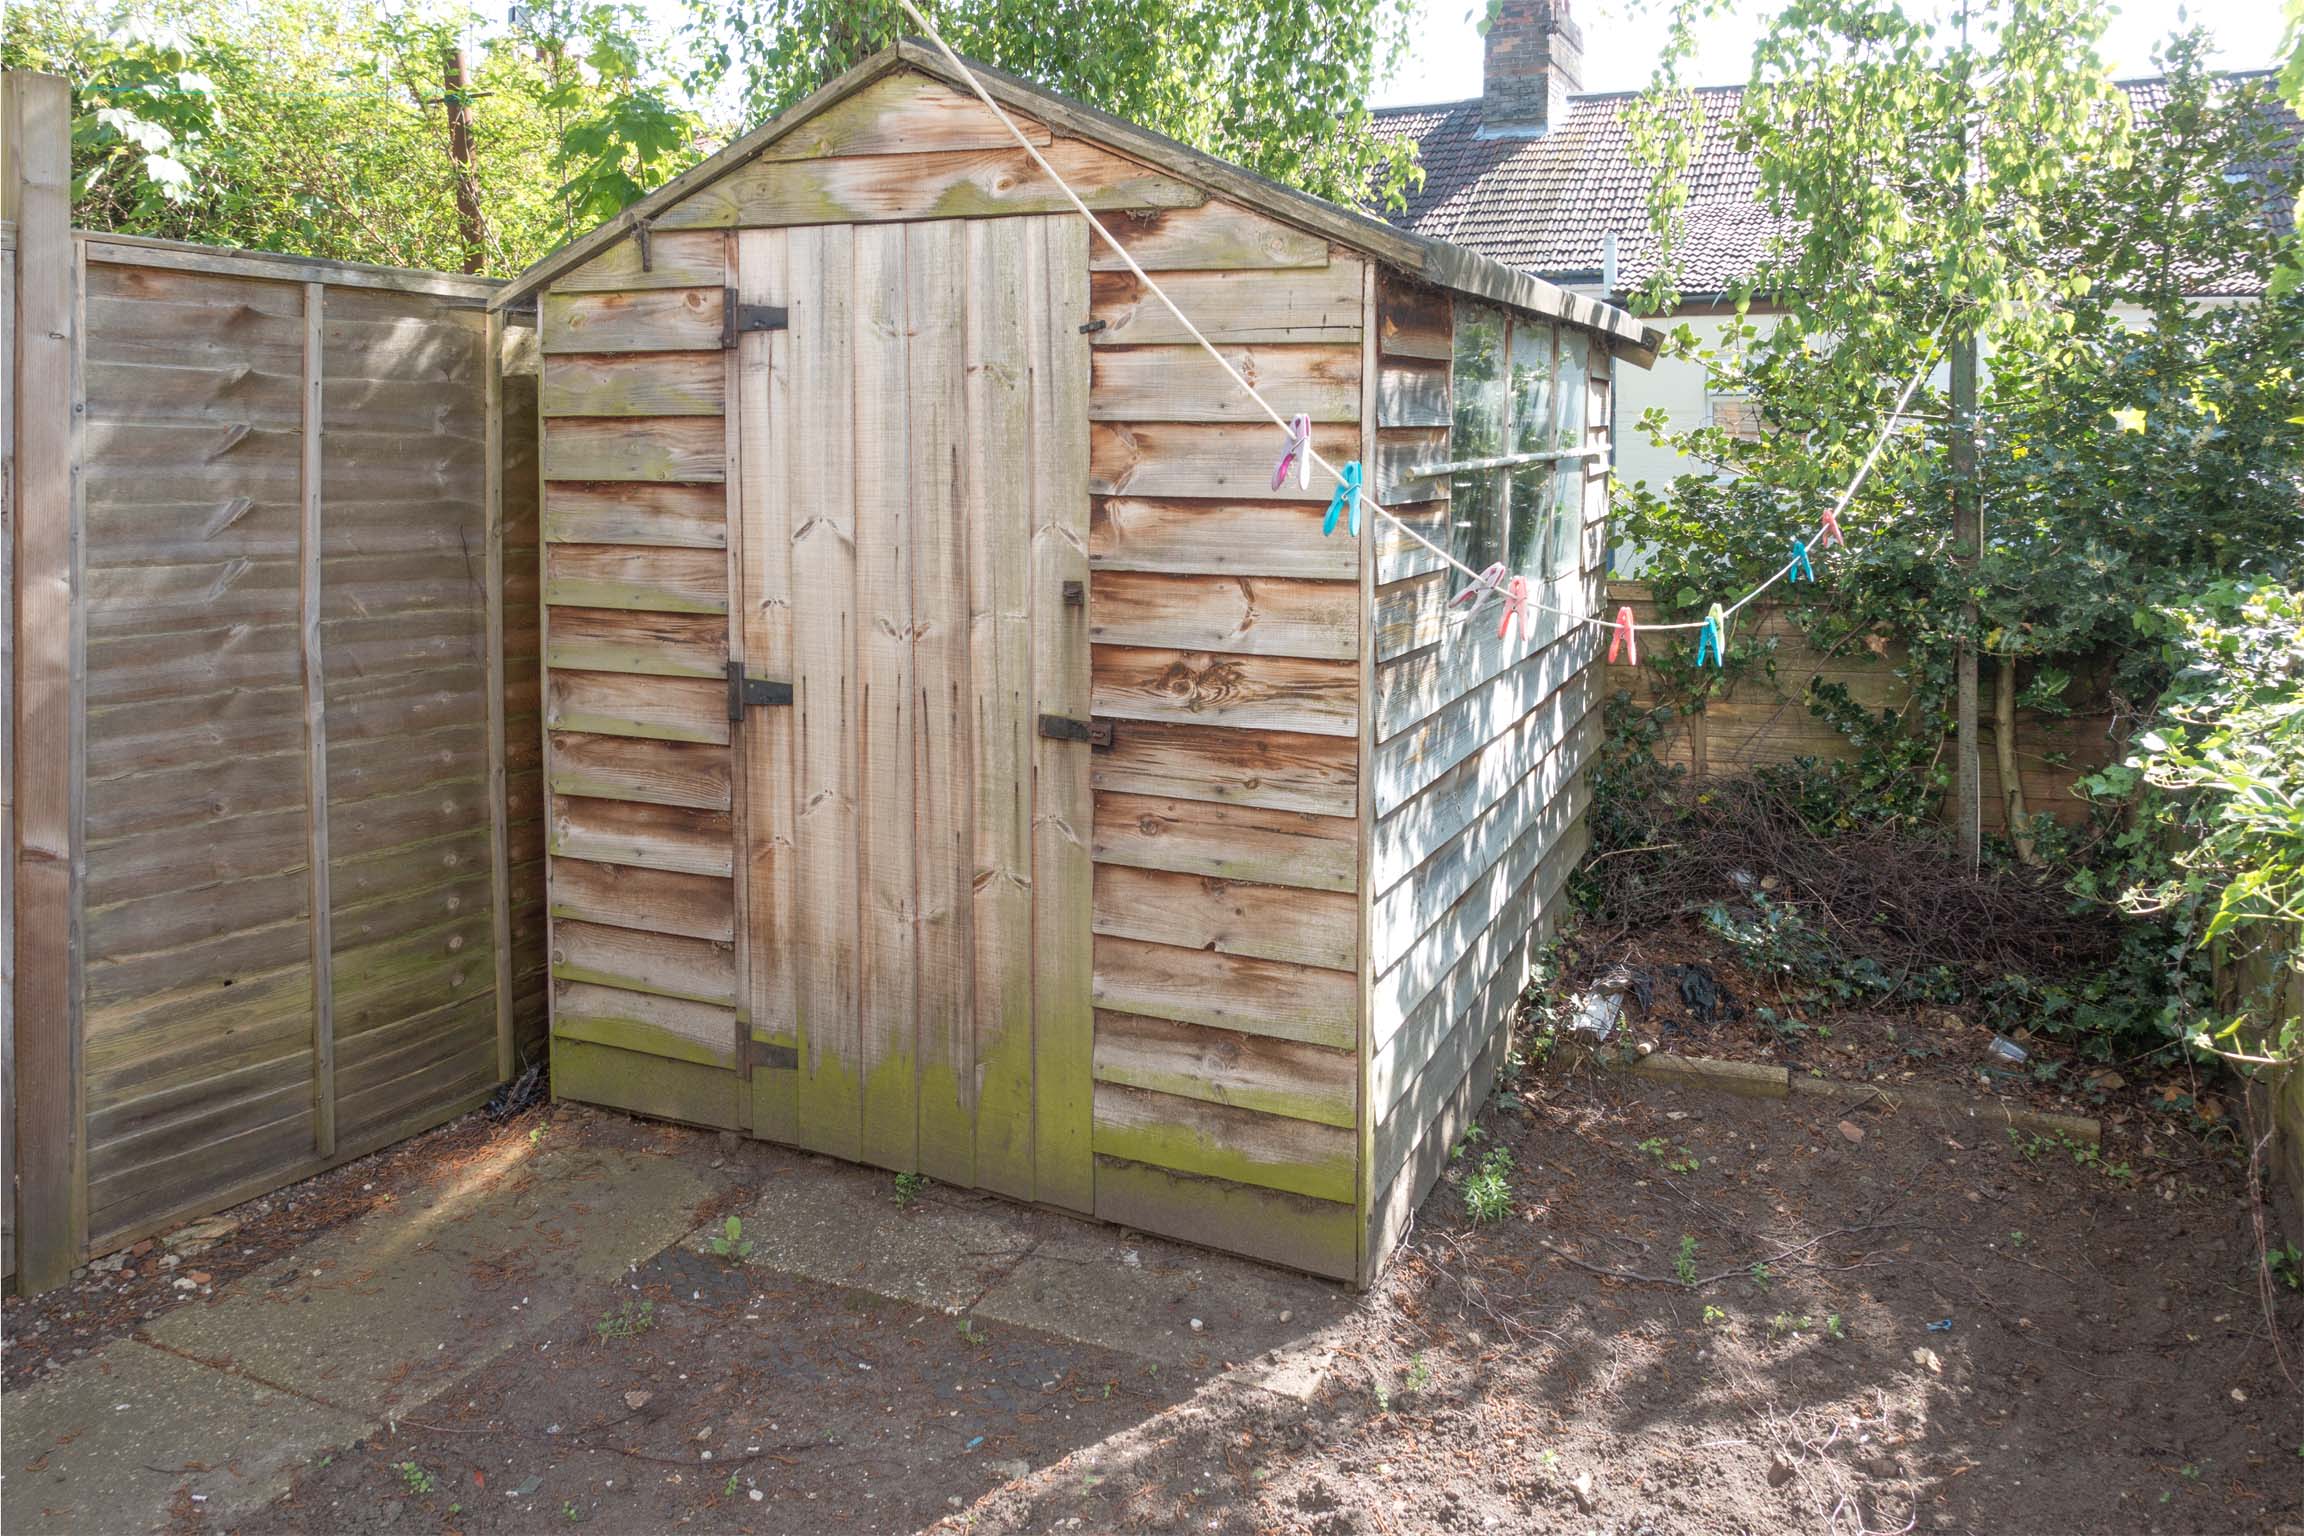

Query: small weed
956;1316;988;1348
1825;1313;1845;1340
448;1504;462;1517
529;1126;543;1145
1749;1262;1774;1293
708;1215;753;1261
1636;1137;1701;1174
1675;1234;1699;1286
1702;1304;1727;1327
1450;1124;1490;1162
2265;1241;2303;1291
1402;1353;1434;1395
1462;1146;1516;1224
565;1500;581;1522
2006;1127;2133;1181
1372;1378;1391;1414
724;1473;740;1496
893;1172;928;1207
1767;1313;1812;1338
594;1298;655;1342
396;1461;436;1496
1536;1448;1560;1472
2009;1230;2029;1249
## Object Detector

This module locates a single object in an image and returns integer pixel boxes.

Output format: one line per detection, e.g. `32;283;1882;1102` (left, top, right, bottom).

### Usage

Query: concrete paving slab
142;1139;710;1416
3;1337;367;1535
706;1161;1029;1312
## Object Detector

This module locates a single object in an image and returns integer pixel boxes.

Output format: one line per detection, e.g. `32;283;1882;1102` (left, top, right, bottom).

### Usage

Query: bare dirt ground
129;1052;2297;1536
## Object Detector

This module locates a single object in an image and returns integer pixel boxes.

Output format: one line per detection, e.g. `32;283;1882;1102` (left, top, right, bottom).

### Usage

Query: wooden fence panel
4;81;529;1285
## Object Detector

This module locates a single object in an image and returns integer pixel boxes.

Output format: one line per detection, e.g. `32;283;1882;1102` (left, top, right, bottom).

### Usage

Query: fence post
7;70;83;1292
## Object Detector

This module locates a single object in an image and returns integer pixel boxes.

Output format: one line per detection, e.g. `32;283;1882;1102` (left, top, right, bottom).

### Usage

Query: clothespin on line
1818;506;1845;549
1453;562;1507;607
1788;536;1815;583
1497;576;1533;644
1324;461;1363;537
1607;605;1638;666
1695;602;1728;667
1272;415;1311;493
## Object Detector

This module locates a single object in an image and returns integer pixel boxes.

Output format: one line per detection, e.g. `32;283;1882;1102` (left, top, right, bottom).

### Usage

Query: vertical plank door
734;215;1093;1210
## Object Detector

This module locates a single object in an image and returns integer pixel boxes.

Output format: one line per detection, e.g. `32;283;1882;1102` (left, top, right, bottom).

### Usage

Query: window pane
1449;304;1507;567
1507;463;1550;574
1547;330;1593;577
1505;320;1557;576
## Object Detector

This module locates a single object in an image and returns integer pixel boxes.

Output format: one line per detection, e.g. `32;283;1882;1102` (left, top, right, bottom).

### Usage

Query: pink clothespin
1452;562;1507;607
1497;576;1532;644
1607;605;1638;666
1818;505;1845;549
1271;414;1312;492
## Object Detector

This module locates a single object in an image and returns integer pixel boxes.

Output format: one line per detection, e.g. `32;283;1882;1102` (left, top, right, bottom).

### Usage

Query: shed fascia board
490;42;1661;366
79;229;502;299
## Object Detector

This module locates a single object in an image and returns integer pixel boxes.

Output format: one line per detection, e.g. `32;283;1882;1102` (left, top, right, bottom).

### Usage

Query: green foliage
396;1461;436;1496
2084;582;2304;1066
707;1214;753;1260
678;0;1422;210
594;1296;655;1341
1461;1144;1514;1224
1674;1233;1699;1286
891;1171;927;1206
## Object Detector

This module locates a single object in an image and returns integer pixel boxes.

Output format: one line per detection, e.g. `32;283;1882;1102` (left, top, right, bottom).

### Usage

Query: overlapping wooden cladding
1082;211;1369;1281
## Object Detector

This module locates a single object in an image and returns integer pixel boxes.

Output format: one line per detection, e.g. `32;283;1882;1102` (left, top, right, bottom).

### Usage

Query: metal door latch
1038;714;1112;749
727;663;795;721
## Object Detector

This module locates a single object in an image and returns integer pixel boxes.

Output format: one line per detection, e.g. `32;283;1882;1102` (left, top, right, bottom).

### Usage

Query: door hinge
721;287;789;347
1038;713;1112;749
744;1038;799;1071
727;663;795;721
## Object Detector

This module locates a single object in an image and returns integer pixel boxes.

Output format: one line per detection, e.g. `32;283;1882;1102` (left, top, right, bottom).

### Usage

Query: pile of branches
1579;772;2124;990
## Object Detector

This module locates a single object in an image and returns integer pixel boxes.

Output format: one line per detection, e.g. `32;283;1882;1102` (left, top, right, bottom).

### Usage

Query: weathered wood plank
908;218;973;1188
541;417;725;482
1092;863;1357;971
545;670;728;744
1028;214;1096;1213
552;981;738;1069
550;794;733;877
1377;275;1452;360
1092;1081;1354;1204
551;917;737;1006
734;226;799;1143
1092;936;1355;1049
1090;421;1359;501
1089;497;1354;579
1092;1011;1355;1129
540;289;723;353
544;544;728;613
548;734;731;811
547;856;735;941
1090;791;1356;892
543;482;727;548
851;219;916;1173
1089;261;1364;346
553;230;727;292
1089;343;1360;424
757;70;1053;160
1377;359;1449;428
1372;678;1596;893
1085;204;1329;272
1093;645;1357;737
300;280;336;1157
1091;720;1358;817
545;607;726;677
789;222;865;1164
541;352;726;416
1373;625;1590;813
551;1038;744;1129
1092;1155;1354;1280
965;215;1036;1201
1090;572;1358;660
652;140;1205;230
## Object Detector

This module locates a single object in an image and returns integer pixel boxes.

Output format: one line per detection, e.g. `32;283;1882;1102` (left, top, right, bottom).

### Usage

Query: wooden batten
299;282;336;1157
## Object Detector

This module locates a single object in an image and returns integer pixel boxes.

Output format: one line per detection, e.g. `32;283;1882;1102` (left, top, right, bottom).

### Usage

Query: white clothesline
896;0;1945;640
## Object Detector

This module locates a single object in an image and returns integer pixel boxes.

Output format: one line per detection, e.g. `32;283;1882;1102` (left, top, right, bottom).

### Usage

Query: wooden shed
493;42;1656;1284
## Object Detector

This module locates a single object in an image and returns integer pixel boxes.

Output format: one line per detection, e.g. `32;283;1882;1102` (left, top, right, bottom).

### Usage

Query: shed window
1448;304;1590;582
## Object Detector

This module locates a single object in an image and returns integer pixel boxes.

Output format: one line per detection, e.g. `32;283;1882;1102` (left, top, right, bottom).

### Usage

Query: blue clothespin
1788;536;1814;583
1324;461;1363;538
1695;602;1727;667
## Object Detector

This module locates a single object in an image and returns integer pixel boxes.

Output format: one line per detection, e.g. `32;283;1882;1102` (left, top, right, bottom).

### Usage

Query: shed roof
493;40;1662;363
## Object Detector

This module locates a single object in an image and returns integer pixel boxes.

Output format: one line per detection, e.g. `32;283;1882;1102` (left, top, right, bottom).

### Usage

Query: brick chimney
1483;0;1583;137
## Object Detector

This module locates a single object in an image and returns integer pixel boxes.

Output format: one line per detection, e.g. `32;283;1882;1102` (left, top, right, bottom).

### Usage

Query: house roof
494;41;1662;362
1371;74;2301;300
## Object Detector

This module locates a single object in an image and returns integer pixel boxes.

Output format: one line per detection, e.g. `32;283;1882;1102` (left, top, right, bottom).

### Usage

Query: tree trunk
1951;331;1981;870
441;46;487;274
1993;654;2036;865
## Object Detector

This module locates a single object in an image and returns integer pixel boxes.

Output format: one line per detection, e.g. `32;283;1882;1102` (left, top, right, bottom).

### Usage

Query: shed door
731;217;1094;1212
